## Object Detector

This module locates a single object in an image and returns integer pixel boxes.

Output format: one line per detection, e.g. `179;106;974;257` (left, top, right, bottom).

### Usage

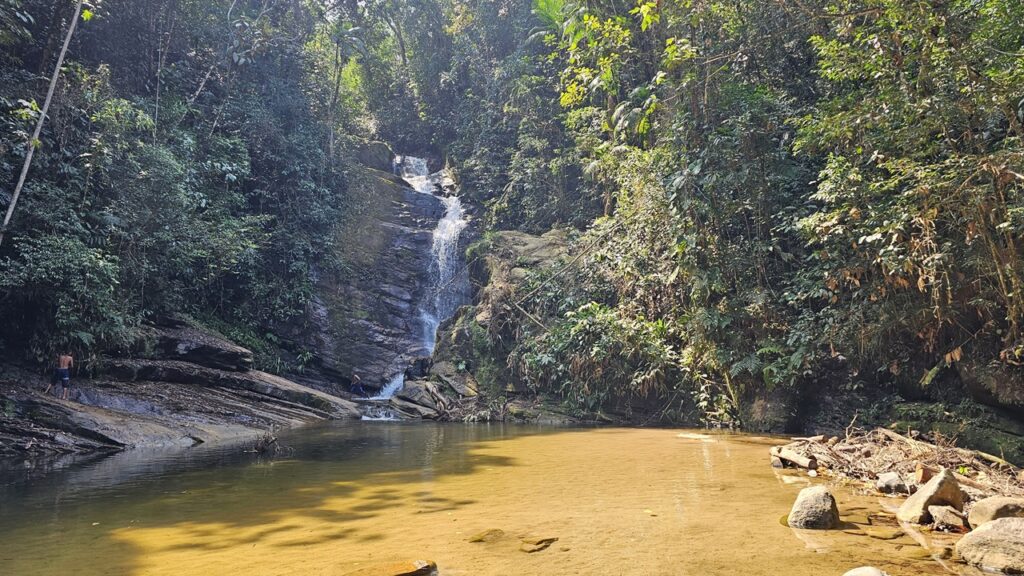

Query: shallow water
0;424;979;575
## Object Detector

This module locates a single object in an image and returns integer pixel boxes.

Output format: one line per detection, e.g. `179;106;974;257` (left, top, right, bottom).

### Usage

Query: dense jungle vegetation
2;0;1024;429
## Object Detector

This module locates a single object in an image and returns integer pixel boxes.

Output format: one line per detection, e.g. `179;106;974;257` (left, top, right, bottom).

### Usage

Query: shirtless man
45;352;74;400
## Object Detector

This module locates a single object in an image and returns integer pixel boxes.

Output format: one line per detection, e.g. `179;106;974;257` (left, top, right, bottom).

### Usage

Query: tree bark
0;0;84;248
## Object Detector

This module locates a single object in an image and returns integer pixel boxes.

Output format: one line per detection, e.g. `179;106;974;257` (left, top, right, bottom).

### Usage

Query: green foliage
0;0;374;370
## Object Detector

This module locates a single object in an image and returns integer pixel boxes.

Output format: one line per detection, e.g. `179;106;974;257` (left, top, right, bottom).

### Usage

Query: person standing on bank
45;352;74;400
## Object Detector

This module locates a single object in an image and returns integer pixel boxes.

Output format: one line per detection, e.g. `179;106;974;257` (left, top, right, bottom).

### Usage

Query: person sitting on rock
351;373;367;398
45;351;74;400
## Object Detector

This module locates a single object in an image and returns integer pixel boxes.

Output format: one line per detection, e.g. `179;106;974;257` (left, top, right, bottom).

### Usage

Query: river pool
0;423;980;575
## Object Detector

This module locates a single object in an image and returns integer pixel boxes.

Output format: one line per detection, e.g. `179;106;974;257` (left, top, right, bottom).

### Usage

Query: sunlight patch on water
0;427;973;576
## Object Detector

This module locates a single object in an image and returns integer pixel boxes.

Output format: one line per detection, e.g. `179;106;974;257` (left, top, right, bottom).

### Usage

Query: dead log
770;446;818;470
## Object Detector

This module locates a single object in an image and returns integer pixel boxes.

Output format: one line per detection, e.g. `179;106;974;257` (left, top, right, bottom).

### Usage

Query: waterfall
368;156;470;402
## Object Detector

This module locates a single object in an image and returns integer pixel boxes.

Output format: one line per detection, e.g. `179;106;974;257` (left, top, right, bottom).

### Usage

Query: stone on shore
969;496;1024;528
520;536;559;553
468;529;505;543
788;486;840;529
875;471;909;494
955;517;1024;573
842;568;889;576
895;469;964;524
928;505;967;531
344;560;437;576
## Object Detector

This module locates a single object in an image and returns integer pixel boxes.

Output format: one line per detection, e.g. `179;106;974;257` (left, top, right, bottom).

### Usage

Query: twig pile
772;427;1024;498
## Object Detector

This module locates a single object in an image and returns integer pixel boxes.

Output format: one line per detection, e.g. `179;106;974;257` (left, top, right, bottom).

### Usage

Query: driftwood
770;446;818;470
770;427;1024;498
916;462;992;493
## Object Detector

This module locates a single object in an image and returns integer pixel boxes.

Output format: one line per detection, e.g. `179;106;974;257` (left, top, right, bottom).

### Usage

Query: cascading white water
420;194;469;353
366;372;405;401
367;156;470;405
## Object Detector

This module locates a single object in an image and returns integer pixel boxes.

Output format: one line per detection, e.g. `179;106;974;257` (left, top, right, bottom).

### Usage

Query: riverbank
0;325;361;463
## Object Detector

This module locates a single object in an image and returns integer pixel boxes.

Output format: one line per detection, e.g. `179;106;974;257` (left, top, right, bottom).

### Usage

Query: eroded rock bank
0;323;359;461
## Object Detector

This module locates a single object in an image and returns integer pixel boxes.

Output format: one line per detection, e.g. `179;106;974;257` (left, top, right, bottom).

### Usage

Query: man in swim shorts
45;351;74;400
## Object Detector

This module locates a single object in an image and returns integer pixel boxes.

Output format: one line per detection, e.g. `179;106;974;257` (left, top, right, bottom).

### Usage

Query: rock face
788;486;840;529
0;320;361;458
429;361;478;397
355;140;396;173
431;230;568;397
896;469;964;524
297;168;446;395
956;517;1024;573
970;497;1024;528
154;325;253;371
388;380;445;419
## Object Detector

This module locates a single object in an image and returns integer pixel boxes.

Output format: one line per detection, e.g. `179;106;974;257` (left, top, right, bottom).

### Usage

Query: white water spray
367;156;470;402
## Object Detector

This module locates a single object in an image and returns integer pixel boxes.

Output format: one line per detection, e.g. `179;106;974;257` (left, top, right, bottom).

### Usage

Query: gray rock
788;485;840;529
896;469;964;523
355;140;396;172
389;396;438;419
430;361;478;397
876;471;908;494
969;496;1024;528
396;380;439;410
155;326;253;371
956;517;1024;573
928;505;966;531
842;568;889;576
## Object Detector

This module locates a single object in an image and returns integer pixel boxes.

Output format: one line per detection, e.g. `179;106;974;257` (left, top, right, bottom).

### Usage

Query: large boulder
396;380;439;410
895;468;964;524
430;361;478;397
969;497;1024;528
155;326;253;371
788;485;840;529
355;140;396;172
956;517;1024;573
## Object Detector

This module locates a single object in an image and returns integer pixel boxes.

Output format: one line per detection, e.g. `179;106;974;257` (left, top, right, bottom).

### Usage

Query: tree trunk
0;0;84;249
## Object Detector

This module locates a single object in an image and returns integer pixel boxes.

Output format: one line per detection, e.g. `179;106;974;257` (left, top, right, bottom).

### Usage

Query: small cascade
396;155;470;355
360;156;470;410
367;373;405;401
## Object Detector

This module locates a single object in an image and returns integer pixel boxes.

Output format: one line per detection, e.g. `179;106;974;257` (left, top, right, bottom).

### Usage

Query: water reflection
0;424;984;576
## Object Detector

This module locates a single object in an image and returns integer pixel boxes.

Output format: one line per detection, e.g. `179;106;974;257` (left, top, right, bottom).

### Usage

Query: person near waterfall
45;351;74;400
350;372;367;398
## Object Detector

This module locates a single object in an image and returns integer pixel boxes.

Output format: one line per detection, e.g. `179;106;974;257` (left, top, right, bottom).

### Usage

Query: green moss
891;401;1024;465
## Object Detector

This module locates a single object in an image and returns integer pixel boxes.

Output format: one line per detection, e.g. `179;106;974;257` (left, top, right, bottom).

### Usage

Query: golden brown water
0;424;981;575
